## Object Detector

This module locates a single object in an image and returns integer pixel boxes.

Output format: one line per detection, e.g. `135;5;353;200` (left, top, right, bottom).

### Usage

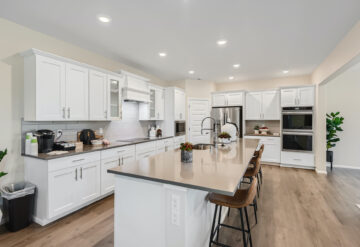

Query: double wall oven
282;107;313;152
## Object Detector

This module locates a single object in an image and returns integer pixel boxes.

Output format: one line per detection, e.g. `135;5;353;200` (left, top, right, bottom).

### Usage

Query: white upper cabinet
212;91;243;107
245;92;262;119
139;85;165;121
262;91;280;120
212;94;227;107
108;75;124;120
174;89;186;121
89;70;107;120
24;54;66;121
246;90;280;120
281;86;314;107
65;64;89;120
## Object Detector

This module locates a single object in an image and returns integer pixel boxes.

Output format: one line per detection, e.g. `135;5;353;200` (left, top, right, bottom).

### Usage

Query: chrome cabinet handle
118;157;121;166
72;158;85;163
80;167;83;179
122;157;124;165
67;107;71;119
75;168;78;181
62;107;66;119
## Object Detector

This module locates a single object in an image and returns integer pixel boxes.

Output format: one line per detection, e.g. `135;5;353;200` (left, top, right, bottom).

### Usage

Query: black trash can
1;182;36;232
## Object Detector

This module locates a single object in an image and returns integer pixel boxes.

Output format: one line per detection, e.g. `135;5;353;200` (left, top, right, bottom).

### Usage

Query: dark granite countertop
22;136;174;160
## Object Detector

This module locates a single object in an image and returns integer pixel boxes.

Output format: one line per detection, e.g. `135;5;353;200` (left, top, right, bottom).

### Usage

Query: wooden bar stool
208;178;258;247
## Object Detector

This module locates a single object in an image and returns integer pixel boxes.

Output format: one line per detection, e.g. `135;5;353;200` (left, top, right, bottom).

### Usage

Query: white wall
325;61;360;169
0;18;167;186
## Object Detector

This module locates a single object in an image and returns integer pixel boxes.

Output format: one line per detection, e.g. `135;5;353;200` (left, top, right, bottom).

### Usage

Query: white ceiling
1;0;359;82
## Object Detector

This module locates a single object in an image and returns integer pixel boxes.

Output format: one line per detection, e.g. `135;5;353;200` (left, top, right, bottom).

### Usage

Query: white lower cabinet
156;140;166;154
174;135;186;149
281;151;314;169
245;136;280;163
100;145;136;195
136;142;157;160
78;162;101;204
164;138;174;152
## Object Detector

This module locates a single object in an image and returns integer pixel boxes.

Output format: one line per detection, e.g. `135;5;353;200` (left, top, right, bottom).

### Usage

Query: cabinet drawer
174;136;186;144
136;141;156;154
101;145;135;159
156;140;165;149
136;150;156;160
48;152;100;172
259;137;280;145
164;138;174;146
281;151;314;167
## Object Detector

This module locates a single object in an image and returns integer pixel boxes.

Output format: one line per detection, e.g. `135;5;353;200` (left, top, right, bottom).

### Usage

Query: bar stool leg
253;198;258;225
244;207;253;247
209;205;218;247
216;206;222;242
239;208;247;247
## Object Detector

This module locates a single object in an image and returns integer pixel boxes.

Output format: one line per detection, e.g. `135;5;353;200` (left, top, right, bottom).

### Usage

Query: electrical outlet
171;194;180;226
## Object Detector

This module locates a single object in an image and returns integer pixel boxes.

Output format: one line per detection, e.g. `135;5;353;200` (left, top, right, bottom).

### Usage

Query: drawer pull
72;158;85;163
75;168;78;181
80;167;83;179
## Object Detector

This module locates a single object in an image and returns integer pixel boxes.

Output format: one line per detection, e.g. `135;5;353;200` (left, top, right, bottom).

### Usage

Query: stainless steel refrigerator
210;106;243;139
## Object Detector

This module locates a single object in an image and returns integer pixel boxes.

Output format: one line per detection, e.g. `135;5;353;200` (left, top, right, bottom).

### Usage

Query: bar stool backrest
244;177;258;207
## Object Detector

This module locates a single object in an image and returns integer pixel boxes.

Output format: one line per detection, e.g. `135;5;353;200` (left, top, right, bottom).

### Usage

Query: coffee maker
35;129;55;153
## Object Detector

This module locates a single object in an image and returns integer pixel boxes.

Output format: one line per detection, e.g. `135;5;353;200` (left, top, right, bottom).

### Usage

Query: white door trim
187;98;211;144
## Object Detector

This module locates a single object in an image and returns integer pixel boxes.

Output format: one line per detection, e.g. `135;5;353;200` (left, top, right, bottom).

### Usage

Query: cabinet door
149;88;156;119
155;88;165;120
212;94;227;107
35;55;66;120
298;87;314;106
108;75;123;120
78;161;100;204
227;92;243;106
281;89;297;107
262;91;280;120
245;92;262;120
48;167;77;218
65;64;89;120
89;70;107;120
174;90;186;120
122;153;136;164
101;158;120;195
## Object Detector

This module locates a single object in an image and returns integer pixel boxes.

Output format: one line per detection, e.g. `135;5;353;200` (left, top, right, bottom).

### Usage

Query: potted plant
218;132;231;144
254;125;260;135
180;142;193;163
326;112;344;170
0;148;8;223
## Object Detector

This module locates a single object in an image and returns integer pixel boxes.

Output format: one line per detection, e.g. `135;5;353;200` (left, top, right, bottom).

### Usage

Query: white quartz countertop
108;138;259;196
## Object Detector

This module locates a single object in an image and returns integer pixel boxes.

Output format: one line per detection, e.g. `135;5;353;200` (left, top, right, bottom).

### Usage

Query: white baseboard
316;169;327;175
280;163;315;170
326;162;360;170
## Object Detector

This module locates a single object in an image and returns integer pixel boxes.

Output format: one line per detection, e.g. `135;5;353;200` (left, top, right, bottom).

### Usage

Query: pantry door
188;98;211;144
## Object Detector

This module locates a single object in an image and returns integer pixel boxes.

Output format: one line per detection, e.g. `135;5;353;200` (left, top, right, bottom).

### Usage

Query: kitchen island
108;138;259;247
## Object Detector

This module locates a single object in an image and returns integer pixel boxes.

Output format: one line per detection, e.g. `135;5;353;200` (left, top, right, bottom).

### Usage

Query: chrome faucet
200;117;218;146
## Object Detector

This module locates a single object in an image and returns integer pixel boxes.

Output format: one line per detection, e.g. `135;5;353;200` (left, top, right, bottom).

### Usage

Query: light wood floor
1;166;359;247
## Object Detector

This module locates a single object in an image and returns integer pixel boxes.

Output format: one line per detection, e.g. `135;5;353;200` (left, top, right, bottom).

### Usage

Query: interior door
35;55;66;120
281;89;297;107
78;161;100;204
298;87;314;106
65;64;89;120
188;99;210;144
245;92;262;120
262;91;280;120
48;167;77;218
89;70;107;120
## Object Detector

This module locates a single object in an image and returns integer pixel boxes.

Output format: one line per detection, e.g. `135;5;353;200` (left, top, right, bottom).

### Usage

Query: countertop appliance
35;129;55;153
53;141;76;151
175;121;186;136
211;106;242;140
79;129;96;145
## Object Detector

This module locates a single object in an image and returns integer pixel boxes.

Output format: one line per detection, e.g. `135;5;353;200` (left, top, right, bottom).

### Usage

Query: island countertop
108;138;259;196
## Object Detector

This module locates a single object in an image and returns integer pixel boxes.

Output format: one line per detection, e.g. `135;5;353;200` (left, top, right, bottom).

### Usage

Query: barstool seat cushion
244;167;257;177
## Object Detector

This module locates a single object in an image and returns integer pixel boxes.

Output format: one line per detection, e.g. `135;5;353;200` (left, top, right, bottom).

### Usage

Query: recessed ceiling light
97;15;111;23
233;64;240;68
188;70;195;74
217;39;228;46
229;76;234;80
158;52;167;57
283;70;289;74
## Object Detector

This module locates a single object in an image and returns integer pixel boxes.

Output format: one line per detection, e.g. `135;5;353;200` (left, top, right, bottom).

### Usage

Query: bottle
25;132;33;155
30;137;38;156
149;126;156;138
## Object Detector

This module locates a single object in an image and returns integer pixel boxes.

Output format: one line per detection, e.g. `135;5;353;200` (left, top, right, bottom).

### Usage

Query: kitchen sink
192;144;214;150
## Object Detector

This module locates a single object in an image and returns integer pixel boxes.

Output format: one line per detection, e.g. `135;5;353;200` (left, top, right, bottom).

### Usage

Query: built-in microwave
282;107;313;131
175;121;186;136
282;132;313;152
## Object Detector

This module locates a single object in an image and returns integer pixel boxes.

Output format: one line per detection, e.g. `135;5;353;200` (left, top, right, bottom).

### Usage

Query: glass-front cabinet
108;75;123;120
139;85;164;121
